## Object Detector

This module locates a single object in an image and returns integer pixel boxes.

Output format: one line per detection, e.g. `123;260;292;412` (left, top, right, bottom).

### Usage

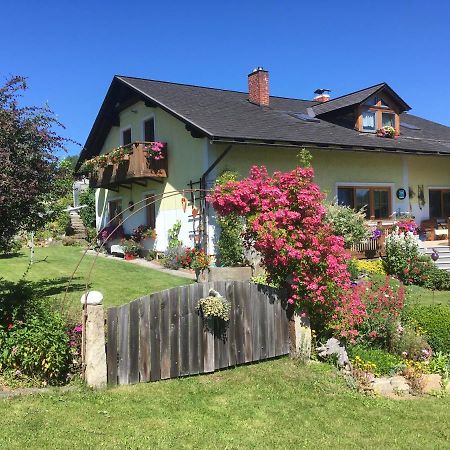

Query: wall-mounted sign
396;188;407;200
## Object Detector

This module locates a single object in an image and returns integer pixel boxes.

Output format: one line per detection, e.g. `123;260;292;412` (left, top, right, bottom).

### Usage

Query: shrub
78;189;96;229
0;279;70;383
355;259;385;276
324;202;369;249
389;324;432;361
423;265;450;290
346;258;359;281
145;250;157;261
162;246;185;270
404;305;450;353
353;277;405;346
348;345;402;376
215;171;245;266
383;229;431;285
168;220;182;248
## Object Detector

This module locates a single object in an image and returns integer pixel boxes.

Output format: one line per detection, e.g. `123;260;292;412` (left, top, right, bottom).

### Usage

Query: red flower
7;323;14;330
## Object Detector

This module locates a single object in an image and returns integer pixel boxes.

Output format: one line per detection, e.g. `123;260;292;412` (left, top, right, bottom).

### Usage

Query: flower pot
124;253;136;261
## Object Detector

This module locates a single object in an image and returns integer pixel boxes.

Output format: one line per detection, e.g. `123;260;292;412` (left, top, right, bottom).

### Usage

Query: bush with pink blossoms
208;164;366;338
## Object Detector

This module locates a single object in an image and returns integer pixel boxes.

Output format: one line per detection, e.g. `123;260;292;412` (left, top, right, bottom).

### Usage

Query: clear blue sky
1;0;449;157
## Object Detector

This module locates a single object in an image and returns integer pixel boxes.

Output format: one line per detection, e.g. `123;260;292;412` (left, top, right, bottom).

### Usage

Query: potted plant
131;225;157;242
121;238;141;260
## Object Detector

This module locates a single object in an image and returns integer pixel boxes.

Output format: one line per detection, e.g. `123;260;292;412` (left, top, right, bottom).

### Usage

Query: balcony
89;142;168;190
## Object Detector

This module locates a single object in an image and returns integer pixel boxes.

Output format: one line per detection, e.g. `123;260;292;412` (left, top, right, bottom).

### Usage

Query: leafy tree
214;171;244;266
0;76;71;251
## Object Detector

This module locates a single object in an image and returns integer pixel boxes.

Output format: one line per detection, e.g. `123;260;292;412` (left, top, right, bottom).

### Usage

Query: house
76;68;450;254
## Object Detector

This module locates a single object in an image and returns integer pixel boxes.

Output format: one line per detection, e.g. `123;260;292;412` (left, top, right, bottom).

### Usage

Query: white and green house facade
76;69;450;254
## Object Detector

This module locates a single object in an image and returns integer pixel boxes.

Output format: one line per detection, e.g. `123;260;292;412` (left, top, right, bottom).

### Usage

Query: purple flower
371;229;382;240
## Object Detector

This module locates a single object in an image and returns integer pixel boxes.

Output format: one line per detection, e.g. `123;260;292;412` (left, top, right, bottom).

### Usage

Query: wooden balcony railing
89;142;168;189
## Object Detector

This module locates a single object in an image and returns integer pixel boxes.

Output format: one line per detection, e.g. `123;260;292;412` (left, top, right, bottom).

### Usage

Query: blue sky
1;0;449;157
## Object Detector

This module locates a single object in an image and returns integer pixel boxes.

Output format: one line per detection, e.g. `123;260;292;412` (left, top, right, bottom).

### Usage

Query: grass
406;284;450;307
0;358;449;449
0;246;192;318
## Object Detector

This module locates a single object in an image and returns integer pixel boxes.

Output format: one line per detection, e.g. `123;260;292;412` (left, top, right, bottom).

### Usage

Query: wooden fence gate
106;281;290;385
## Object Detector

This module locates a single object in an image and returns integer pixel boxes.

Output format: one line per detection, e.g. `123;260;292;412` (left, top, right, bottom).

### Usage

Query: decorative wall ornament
417;185;425;210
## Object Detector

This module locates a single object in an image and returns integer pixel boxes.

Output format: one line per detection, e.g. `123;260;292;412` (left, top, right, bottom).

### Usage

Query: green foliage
297;148;313;168
389;324;431;361
78;188;96;229
168;220;182;248
347;345;402;376
250;273;279;288
198;294;231;321
422;265;450;290
404;305;450;353
162;246;185;269
346;258;359;281
215;171;245;266
428;352;450;378
0;279;70;383
383;231;431;285
324;202;369;248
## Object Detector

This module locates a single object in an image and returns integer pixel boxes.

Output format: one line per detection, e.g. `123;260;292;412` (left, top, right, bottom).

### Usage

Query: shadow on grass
0;276;91;322
0;252;26;259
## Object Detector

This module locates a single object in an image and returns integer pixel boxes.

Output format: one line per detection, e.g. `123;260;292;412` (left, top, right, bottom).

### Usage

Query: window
358;95;398;133
108;199;122;226
362;111;376;131
145;194;156;229
143;118;155;142
337;186;391;219
382;112;395;128
122;128;132;145
429;189;450;219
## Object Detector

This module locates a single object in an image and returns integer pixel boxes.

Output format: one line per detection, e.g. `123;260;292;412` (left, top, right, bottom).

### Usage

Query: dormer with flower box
311;82;411;139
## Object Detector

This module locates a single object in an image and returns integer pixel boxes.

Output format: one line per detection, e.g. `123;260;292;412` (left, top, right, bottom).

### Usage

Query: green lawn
0;358;449;449
406;284;450;307
0;246;192;319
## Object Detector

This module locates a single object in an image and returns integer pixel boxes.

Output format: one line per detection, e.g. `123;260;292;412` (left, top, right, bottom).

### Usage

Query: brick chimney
248;67;269;106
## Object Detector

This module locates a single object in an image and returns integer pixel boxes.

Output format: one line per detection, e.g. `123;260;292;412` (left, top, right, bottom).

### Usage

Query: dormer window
357;95;399;134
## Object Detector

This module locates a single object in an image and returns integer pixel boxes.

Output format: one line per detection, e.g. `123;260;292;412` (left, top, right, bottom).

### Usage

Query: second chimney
248;67;269;106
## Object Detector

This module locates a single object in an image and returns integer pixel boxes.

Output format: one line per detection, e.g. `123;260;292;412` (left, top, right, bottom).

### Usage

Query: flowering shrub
143;141;165;160
178;248;210;271
352;277;405;346
383;227;431;285
99;225;125;242
355;259;386;277
208;164;366;338
132;225;157;241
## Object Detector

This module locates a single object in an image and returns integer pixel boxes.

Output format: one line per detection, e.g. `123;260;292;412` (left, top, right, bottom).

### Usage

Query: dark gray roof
77;75;450;168
311;82;411;116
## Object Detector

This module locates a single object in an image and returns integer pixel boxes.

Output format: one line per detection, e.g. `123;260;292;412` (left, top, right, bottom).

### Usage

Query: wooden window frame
338;185;392;220
356;95;400;134
429;188;450;219
108;198;122;226
121;126;132;146
142;115;156;142
144;192;157;230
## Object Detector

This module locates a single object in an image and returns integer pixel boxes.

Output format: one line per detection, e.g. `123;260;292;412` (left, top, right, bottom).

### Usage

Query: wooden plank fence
106;281;290;385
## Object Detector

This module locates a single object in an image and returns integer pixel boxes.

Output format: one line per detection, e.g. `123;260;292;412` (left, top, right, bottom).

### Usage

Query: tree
0;76;70;251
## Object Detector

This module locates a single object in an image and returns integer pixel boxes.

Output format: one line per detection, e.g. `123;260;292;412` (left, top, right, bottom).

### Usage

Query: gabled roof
77;76;450;169
311;82;411;116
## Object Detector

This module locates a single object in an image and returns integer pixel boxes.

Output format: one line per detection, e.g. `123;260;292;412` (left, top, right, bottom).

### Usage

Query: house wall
209;143;450;232
96;101;207;251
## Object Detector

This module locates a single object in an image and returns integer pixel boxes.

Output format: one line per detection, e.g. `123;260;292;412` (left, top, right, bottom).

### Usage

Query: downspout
200;144;233;253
